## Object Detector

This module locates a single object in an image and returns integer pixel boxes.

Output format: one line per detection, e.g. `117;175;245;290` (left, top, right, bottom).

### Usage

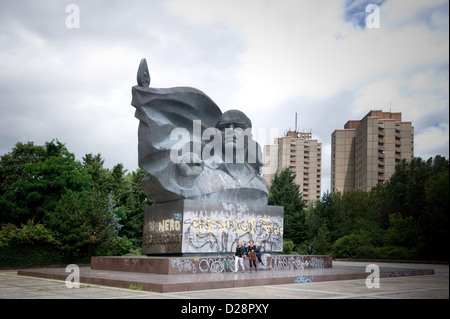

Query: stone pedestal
91;255;333;275
142;200;284;255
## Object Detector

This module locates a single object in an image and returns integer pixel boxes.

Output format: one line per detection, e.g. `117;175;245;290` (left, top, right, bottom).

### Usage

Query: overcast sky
0;0;448;195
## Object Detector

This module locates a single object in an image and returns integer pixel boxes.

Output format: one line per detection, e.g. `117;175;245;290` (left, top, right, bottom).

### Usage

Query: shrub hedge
0;245;64;267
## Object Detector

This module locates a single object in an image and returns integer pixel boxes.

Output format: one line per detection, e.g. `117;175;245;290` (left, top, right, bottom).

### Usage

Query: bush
294;242;309;255
0;221;62;267
282;239;295;254
373;246;419;260
108;236;138;256
0;221;58;248
331;233;376;258
331;232;420;260
383;212;420;248
0;224;19;248
0;245;64;267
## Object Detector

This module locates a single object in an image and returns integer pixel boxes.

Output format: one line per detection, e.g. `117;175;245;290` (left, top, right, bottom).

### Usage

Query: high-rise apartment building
331;110;414;193
263;130;322;204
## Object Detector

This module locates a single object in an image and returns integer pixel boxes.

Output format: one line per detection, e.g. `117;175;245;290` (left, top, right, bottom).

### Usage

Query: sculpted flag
131;59;268;205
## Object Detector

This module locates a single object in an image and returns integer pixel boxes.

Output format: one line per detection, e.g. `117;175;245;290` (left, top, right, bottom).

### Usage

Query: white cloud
383;0;446;26
415;123;449;158
170;0;448;109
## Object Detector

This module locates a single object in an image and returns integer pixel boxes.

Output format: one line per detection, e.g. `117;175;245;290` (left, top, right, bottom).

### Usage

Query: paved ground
0;261;448;300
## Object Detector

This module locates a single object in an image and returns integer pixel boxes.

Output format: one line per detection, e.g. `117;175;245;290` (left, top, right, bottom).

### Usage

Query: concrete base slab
17;260;434;293
91;255;333;274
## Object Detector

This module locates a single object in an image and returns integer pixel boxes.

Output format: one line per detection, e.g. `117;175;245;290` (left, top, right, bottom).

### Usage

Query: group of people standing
233;240;262;274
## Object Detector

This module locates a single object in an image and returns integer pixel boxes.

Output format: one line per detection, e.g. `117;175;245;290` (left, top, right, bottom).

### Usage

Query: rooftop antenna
295;112;298;133
389;101;392;118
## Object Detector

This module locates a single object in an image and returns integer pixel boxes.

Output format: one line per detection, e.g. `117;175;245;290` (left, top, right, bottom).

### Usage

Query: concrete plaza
0;260;447;299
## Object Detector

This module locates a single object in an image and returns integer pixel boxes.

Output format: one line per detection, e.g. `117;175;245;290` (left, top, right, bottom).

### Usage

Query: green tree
46;189;121;258
110;163;128;202
0;141;47;192
312;224;331;254
120;169;153;248
379;155;449;260
0;140;92;225
306;191;351;246
420;169;449;260
342;189;369;221
0;139;155;259
82;153;110;194
83;154;151;252
0;142;47;226
382;156;449;223
268;167;306;245
383;212;420;248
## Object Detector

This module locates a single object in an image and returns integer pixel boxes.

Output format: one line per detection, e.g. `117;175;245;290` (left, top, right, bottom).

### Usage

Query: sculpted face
216;110;252;161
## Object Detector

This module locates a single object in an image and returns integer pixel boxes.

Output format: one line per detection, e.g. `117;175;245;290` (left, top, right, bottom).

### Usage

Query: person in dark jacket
255;242;263;265
247;240;257;272
233;241;245;274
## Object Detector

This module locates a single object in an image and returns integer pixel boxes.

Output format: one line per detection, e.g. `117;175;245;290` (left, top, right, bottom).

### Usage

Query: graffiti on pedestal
169;255;329;274
142;213;183;246
142;200;284;254
182;202;283;253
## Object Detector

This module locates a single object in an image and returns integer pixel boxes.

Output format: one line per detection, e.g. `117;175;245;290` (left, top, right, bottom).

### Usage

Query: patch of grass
79;284;92;288
129;283;144;291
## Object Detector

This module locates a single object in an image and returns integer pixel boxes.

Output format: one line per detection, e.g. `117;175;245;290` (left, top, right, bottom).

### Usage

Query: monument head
216;109;252;131
216;109;253;164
